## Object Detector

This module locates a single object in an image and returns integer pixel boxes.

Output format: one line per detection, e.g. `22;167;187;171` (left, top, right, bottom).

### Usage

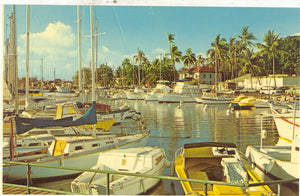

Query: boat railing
3;160;299;195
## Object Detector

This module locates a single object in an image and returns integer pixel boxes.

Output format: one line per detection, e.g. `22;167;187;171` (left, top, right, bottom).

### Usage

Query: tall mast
25;5;30;109
90;5;95;102
90;5;96;137
11;5;18;114
41;58;43;91
77;6;82;92
160;53;162;80
95;18;98;88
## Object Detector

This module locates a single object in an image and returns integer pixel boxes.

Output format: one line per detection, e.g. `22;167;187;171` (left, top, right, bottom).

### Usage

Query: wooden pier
2;185;59;195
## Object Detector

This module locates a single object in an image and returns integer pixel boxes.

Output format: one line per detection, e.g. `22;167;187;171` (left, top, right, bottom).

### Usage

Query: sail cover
16;101;97;134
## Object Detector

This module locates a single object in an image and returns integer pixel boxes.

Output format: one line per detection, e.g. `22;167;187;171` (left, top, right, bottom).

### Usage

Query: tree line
73;26;299;87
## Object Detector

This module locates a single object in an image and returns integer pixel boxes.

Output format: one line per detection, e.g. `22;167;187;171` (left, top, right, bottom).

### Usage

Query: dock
2;185;60;195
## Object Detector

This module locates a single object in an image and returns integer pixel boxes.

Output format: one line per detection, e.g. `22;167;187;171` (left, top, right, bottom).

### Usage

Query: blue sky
3;5;300;80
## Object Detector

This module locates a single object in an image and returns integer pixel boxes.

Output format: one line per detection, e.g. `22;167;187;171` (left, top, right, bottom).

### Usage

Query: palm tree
168;44;182;82
239;48;263;88
182;48;197;69
133;49;147;87
207;34;227;83
167;33;182;82
195;54;205;67
226;37;241;79
236;26;257;49
121;58;131;87
256;30;287;87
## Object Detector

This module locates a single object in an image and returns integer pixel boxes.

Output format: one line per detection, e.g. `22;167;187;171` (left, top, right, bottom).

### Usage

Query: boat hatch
221;157;248;184
52;140;67;156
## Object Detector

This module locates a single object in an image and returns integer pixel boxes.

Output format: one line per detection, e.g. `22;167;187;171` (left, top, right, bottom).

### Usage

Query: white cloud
21;21;76;60
152;48;166;55
18;21;77;80
293;32;300;36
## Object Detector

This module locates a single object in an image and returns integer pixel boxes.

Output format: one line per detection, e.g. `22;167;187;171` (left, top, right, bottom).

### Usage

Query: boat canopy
184;142;237;149
16;101;97;134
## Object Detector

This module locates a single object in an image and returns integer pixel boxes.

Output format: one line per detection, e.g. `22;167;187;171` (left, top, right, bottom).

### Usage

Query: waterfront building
178;66;215;84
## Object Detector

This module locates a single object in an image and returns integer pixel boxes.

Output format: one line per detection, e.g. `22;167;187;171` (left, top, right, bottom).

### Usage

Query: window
75;146;83;151
29;143;41;146
203;74;206;78
50;130;66;136
92;143;100;147
29;130;48;135
210;74;212;78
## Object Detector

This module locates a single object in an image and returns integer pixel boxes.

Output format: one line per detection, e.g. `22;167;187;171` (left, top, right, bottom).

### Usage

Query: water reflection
36;99;280;195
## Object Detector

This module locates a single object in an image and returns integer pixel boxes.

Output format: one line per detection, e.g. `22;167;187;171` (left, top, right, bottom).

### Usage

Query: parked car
259;86;283;95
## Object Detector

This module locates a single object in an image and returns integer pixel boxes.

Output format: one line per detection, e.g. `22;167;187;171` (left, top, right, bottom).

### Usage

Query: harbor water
34;99;297;195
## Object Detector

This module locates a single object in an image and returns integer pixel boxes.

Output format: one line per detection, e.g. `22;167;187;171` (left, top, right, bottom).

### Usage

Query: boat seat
187;170;212;191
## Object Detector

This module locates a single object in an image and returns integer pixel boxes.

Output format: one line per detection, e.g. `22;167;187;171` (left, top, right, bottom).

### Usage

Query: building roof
181;66;215;73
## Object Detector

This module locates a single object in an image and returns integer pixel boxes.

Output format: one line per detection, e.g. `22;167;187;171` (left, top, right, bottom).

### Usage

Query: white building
233;75;300;90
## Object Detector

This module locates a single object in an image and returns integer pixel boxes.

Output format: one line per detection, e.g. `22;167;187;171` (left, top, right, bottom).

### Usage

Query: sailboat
3;6;150;183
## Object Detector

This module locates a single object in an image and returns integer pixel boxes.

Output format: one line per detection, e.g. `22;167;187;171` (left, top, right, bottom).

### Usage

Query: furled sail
16;101;97;134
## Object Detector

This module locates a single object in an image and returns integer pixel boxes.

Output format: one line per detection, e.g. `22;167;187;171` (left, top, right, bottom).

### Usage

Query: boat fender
226;109;231;116
165;159;171;168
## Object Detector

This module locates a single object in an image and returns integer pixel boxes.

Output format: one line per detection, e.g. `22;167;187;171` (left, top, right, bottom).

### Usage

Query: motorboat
245;112;299;188
125;87;145;100
270;103;299;143
158;82;201;103
174;142;274;195
195;93;233;104
230;94;256;110
71;146;170;195
144;80;172;101
246;144;299;187
56;86;70;93
3;131;150;182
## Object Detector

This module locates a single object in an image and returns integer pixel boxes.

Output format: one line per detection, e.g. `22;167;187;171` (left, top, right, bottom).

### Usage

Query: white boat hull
158;94;197;103
3;133;149;182
196;97;233;104
245;145;299;180
144;93;159;101
71;146;169;195
109;164;165;195
270;105;300;143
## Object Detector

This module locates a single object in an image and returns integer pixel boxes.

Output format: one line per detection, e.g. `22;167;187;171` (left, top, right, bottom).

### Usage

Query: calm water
36;99;291;195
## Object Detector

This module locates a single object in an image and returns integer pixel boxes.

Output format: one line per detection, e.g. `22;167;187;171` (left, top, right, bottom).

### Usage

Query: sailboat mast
90;5;95;102
95;18;98;88
41;58;43;91
25;5;30;109
11;5;18;114
90;5;96;137
77;6;82;93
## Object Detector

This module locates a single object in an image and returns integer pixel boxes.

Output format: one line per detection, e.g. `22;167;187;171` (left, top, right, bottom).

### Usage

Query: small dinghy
71;146;170;195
